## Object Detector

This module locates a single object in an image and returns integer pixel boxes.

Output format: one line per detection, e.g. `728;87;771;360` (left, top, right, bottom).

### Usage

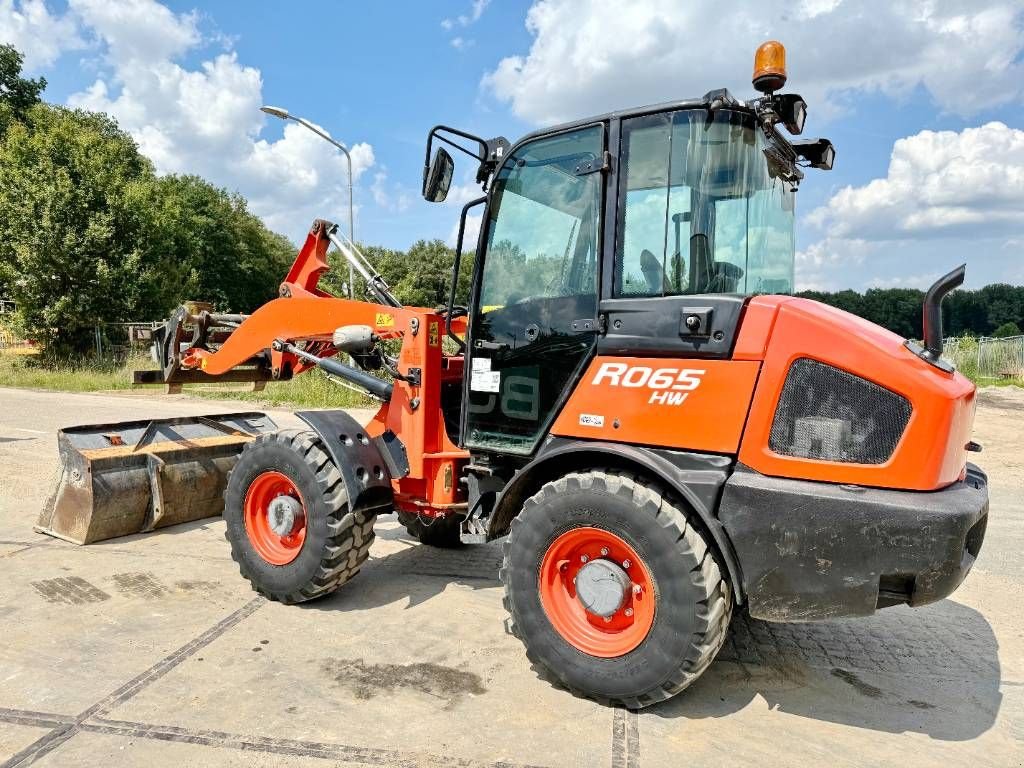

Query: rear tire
224;429;376;604
397;510;463;547
501;470;732;708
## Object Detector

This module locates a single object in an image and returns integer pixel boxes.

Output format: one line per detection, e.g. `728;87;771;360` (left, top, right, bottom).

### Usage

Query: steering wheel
438;305;469;318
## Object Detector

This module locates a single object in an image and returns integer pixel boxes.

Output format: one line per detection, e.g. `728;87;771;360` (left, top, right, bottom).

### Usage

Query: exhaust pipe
906;264;965;373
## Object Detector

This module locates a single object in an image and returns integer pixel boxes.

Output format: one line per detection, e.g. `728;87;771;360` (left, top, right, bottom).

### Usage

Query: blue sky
2;0;1023;291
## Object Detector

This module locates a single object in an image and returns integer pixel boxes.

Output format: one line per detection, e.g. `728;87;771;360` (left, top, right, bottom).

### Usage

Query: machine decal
375;312;395;327
471;368;501;393
428;321;440;347
591;362;705;406
579;413;605;427
552;357;761;454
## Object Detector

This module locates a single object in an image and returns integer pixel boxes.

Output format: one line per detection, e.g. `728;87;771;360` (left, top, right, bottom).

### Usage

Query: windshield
477;126;601;312
615;109;795;297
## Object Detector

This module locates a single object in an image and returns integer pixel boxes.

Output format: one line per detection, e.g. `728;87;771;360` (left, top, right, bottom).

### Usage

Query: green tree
0;45;45;137
146;174;295;313
992;321;1021;338
323;239;474;310
0;105;171;353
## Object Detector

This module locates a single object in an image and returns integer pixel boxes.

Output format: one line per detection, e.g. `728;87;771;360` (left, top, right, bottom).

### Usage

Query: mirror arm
447;195;488;351
435;133;486;162
424;125;489;190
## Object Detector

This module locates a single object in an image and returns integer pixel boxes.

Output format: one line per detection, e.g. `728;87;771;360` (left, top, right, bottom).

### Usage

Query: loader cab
425;92;829;457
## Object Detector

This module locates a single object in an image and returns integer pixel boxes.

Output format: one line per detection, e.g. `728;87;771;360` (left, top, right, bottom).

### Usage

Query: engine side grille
769;359;912;464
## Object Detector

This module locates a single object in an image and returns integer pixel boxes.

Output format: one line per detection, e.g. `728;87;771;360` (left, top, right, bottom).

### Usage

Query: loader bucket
35;412;278;545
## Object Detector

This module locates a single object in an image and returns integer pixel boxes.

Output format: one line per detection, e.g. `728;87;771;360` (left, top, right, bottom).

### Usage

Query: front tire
501;470;732;708
224;429;376;604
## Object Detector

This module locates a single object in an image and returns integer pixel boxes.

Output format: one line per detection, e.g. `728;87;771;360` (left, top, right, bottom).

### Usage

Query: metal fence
0;298;28;350
92;322;162;361
943;335;1024;381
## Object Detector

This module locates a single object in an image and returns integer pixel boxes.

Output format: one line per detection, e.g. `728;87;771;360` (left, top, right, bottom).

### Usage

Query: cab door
464;124;605;456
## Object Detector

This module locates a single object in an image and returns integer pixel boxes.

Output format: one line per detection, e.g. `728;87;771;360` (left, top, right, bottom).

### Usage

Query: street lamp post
260;105;356;298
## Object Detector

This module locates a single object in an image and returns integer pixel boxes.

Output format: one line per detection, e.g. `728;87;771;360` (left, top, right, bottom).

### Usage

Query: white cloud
448;212;482;249
0;0;85;70
70;0;198;65
371;168;411;213
484;0;1024;125
807;122;1024;241
444;180;487;207
794;237;872;291
865;272;943;290
52;0;375;240
442;0;490;49
796;122;1024;290
443;0;490;29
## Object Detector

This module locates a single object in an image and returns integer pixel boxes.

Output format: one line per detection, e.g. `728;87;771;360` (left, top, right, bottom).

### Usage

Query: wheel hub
243;470;308;566
267;494;303;536
575;559;630;617
538;526;655;658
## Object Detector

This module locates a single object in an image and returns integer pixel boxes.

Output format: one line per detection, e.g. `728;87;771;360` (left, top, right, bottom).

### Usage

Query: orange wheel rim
539;527;655;658
243;471;307;565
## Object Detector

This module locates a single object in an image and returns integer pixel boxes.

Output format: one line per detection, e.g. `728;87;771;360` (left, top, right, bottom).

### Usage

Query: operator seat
640;249;665;294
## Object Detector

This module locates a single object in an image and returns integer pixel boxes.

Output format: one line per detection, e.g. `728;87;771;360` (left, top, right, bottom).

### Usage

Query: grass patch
0;350;372;410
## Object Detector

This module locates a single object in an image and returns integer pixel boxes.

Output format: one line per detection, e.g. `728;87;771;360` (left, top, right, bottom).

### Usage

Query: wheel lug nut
603;616;612;623
580;554;589;563
633;584;642;595
624;608;634;617
600;547;609;556
622;559;631;569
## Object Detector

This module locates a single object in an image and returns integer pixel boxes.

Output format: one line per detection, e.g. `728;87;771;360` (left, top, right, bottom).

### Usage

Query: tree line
795;285;1024;340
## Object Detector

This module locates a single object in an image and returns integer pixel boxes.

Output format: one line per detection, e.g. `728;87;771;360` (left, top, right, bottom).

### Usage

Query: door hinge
574;150;612;176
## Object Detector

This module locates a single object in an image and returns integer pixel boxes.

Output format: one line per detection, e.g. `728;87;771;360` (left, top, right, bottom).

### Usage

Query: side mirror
423;147;454;202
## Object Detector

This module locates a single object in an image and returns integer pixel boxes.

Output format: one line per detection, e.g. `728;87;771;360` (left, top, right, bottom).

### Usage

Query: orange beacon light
753;40;787;93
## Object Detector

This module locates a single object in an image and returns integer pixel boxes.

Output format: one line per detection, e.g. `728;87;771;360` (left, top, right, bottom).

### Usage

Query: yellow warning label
428;321;440;347
375;312;395;327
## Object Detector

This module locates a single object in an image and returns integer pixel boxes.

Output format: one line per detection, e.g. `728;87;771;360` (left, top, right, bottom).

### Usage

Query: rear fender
295;410;405;513
486;439;744;603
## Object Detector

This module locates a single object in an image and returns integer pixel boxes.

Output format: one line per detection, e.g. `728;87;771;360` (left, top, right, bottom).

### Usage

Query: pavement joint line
0;709;75;730
51;545;235;563
82;717;549;768
610;708;640;768
0;596;265;768
0;706;549;768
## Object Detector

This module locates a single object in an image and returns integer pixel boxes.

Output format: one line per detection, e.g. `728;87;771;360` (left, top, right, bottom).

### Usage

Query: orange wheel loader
40;42;989;708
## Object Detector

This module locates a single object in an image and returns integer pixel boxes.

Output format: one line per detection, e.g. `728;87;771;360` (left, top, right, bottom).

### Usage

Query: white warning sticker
471;357;491;372
579;413;605;428
471;369;501;393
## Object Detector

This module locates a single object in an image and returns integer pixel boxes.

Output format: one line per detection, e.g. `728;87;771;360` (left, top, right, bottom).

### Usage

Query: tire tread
224;428;376;604
500;468;733;709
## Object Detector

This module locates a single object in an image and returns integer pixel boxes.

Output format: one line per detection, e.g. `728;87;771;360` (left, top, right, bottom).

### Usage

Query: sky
1;0;1023;291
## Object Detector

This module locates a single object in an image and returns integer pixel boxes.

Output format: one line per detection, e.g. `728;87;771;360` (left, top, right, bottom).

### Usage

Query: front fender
295;410;403;513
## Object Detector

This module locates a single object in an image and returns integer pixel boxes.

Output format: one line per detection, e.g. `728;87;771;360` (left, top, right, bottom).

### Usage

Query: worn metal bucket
36;412;277;545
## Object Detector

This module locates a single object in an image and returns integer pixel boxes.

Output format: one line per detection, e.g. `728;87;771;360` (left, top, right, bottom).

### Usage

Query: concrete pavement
0;386;1021;767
